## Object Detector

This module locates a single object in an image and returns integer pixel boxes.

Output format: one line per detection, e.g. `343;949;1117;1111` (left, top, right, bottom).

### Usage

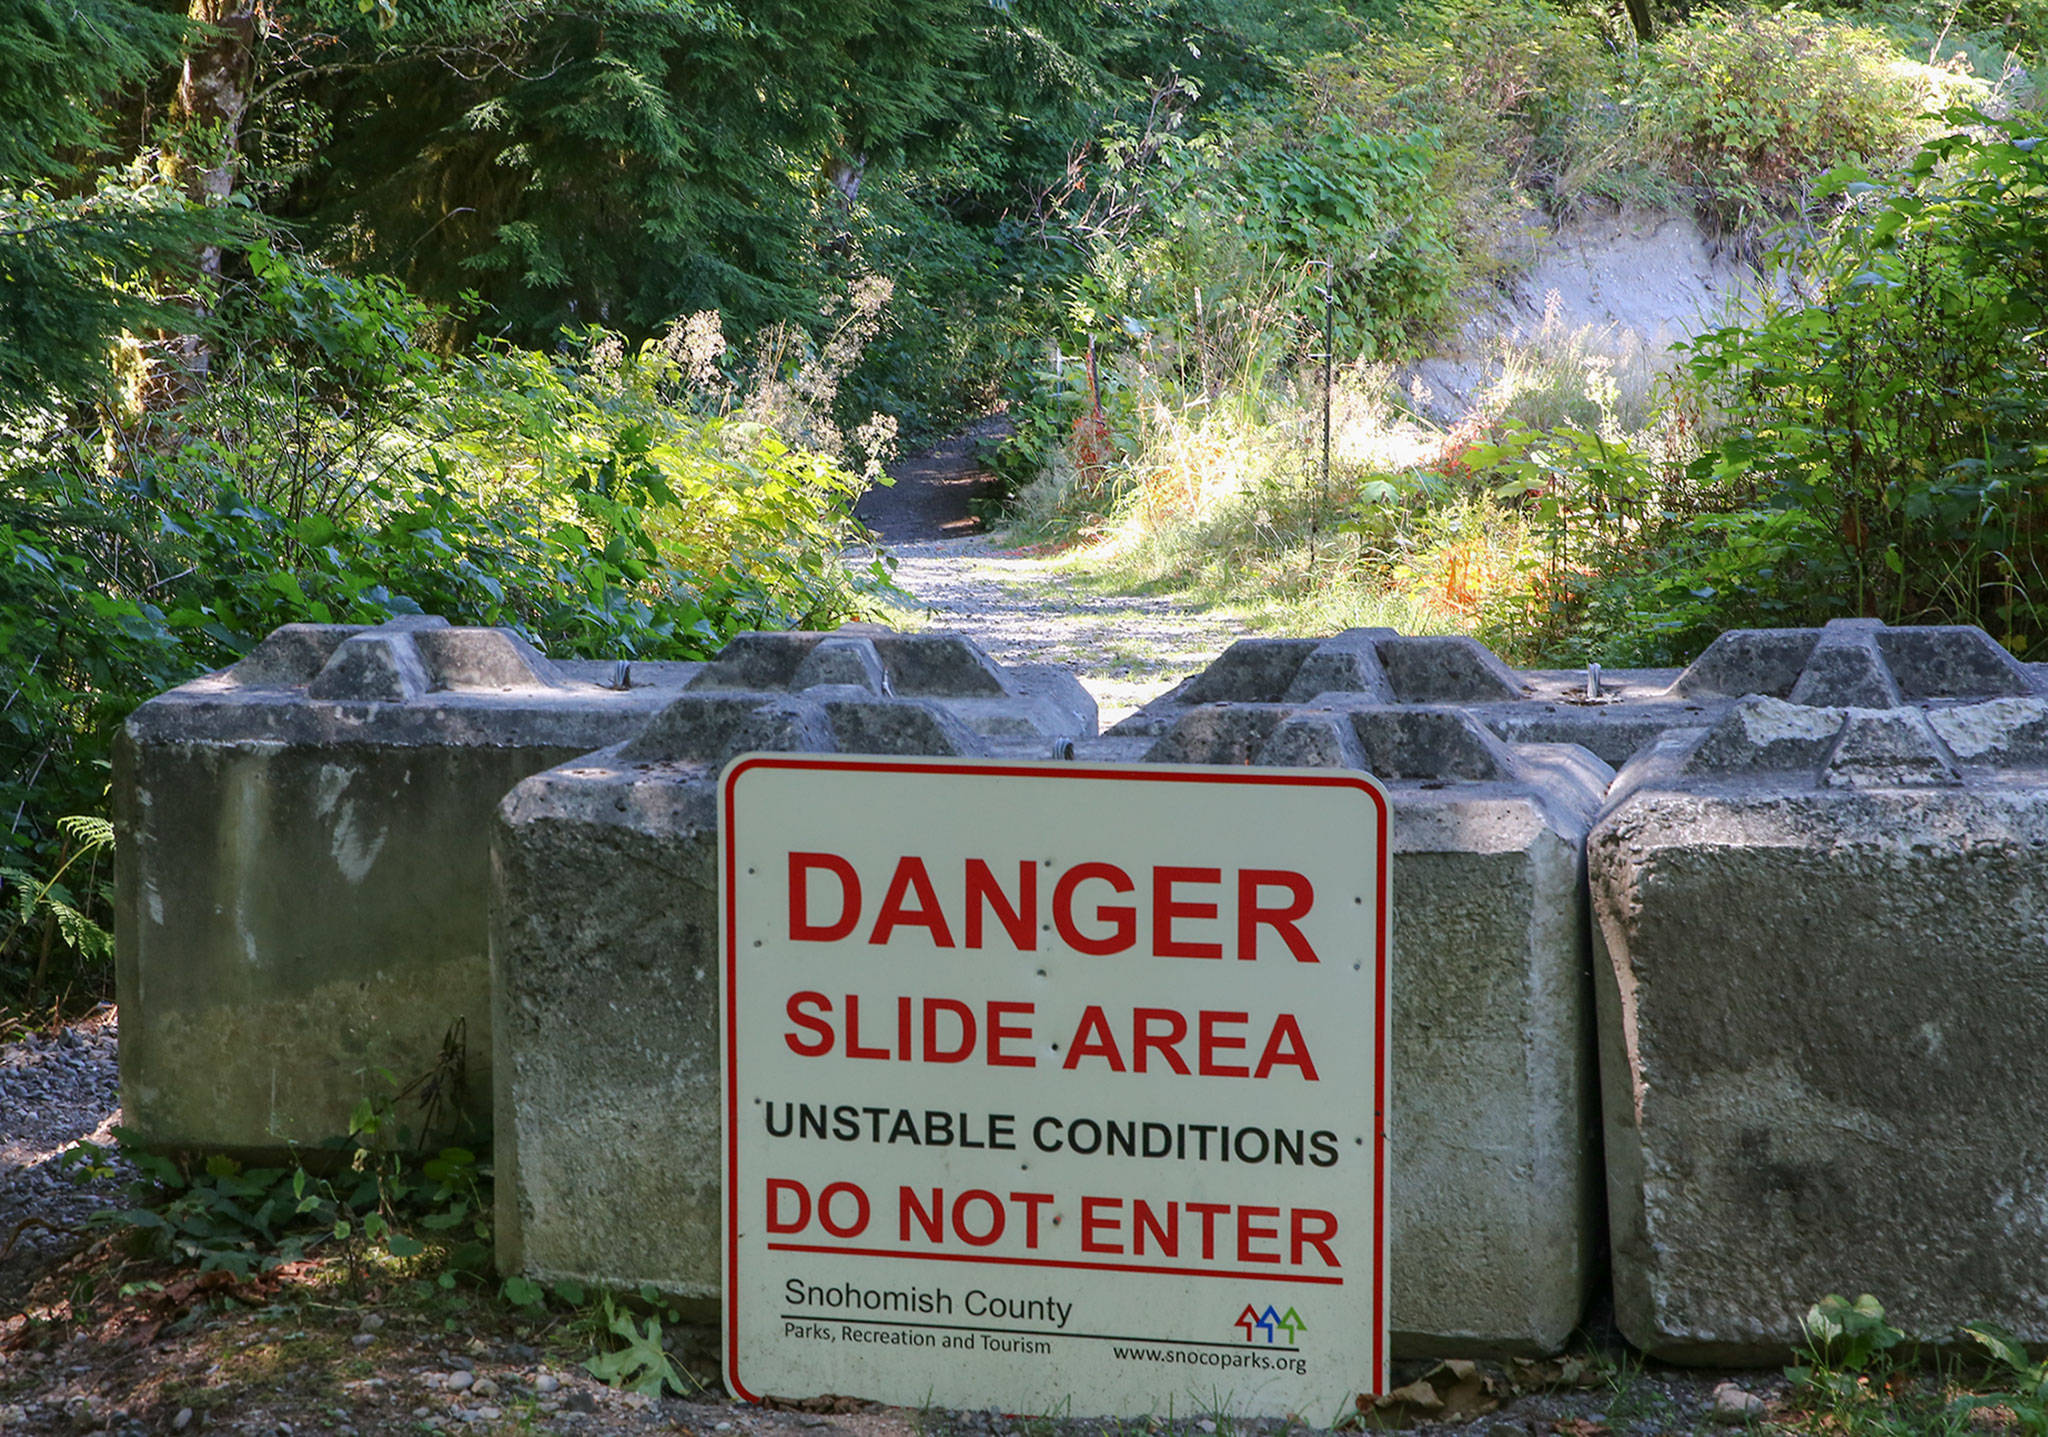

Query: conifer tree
0;0;246;412
268;0;1257;341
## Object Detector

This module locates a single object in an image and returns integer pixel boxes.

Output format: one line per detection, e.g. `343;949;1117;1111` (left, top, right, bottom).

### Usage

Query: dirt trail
852;415;1012;542
865;424;1248;727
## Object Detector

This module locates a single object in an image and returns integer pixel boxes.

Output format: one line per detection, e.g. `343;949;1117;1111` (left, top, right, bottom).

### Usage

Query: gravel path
0;1007;129;1309
881;534;1249;727
853;416;1011;543
853;414;1250;726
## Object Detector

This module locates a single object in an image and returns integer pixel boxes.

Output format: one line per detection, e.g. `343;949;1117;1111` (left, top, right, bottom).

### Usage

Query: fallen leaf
1361;1361;1505;1427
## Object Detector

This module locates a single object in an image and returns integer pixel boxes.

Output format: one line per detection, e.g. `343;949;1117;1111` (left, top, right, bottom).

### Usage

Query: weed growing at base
1779;1294;2048;1437
47;1039;693;1397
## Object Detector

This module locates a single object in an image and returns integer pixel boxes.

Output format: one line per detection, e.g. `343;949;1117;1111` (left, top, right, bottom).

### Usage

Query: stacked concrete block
1107;628;1699;767
1133;696;1614;1355
1117;620;2046;770
1590;622;2048;1362
490;630;1094;1308
674;626;1094;755
115;616;705;1156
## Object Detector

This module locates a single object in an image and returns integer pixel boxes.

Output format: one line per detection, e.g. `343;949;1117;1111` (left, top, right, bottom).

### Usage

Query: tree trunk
171;0;260;229
158;0;259;391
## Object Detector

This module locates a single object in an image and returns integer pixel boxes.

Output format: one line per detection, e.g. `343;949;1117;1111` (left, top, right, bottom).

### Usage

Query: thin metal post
1309;262;1335;569
1322;281;1334;557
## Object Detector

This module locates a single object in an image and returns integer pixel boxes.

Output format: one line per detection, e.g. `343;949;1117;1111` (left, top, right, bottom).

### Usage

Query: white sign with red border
720;756;1389;1418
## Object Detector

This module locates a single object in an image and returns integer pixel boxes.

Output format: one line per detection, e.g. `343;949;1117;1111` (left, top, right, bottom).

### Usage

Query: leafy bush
0;244;890;1019
1228;113;1462;359
1294;0;1644;219
1634;8;1924;228
1460;115;2048;665
1675;115;2048;647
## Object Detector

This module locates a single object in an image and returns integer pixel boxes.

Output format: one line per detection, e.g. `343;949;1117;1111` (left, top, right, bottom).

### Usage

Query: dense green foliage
990;0;2042;672
1524;116;2048;663
1634;9;1925;227
2;0;1410;1018
4;0;2044;1021
1;238;888;1014
0;0;249;414
0;0;184;178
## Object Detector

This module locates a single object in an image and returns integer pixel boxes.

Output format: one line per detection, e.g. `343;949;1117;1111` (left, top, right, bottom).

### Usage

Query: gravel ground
879;534;1249;727
0;1006;130;1310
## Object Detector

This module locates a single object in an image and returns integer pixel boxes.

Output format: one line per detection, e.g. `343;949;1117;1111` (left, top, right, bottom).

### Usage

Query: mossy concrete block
1591;697;2048;1363
114;618;700;1157
1141;702;1613;1356
491;758;728;1309
491;634;1093;1301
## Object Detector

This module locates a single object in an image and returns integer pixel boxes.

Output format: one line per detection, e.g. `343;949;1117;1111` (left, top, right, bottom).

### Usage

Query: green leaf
583;1304;691;1398
1963;1321;2032;1376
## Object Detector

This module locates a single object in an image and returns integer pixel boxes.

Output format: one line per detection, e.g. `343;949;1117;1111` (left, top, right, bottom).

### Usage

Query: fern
0;813;116;969
58;814;114;852
47;898;113;962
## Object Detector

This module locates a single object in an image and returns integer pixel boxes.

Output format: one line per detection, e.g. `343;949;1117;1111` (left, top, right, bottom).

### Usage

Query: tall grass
1008;289;1698;657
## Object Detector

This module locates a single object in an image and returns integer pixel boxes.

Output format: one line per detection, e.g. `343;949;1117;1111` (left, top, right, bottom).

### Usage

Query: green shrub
1635;8;1925;228
1481;115;2048;665
0;245;890;1020
1228;112;1462;359
1677;114;2048;646
1295;0;1645;217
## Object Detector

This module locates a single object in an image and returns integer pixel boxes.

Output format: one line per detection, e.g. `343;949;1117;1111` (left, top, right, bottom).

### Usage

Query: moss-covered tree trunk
157;0;258;392
171;0;258;230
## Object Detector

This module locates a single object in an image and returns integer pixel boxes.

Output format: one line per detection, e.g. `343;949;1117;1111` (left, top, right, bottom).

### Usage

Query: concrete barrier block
1131;630;1524;721
1141;702;1611;1355
1591;691;2048;1362
491;632;1092;1303
680;629;1093;753
1124;621;2048;770
116;620;704;1156
1113;628;1695;766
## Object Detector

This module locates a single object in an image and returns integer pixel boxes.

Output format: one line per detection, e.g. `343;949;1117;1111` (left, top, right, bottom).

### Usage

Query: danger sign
720;756;1389;1418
